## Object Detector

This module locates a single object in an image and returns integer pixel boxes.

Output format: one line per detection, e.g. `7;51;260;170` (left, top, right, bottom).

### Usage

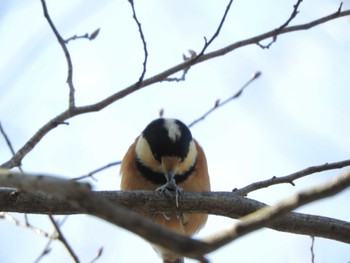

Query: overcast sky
1;0;350;262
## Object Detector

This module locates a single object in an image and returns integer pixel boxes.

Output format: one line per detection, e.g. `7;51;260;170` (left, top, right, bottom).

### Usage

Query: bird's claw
156;179;183;207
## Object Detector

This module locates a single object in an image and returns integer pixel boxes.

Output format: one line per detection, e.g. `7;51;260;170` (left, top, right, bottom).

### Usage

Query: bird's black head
141;118;192;162
135;118;198;185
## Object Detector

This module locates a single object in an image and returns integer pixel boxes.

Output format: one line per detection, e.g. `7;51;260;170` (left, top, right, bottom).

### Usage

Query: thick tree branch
1;169;350;260
1;171;350;246
1;7;349;169
0;170;208;262
1;189;349;244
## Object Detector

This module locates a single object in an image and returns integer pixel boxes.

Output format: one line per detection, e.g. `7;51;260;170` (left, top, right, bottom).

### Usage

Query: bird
120;118;211;263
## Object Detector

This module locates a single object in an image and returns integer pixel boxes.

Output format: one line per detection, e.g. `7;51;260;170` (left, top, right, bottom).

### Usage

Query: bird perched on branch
121;118;211;263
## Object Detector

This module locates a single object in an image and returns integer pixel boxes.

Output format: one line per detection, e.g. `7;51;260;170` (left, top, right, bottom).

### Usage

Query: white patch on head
164;119;182;142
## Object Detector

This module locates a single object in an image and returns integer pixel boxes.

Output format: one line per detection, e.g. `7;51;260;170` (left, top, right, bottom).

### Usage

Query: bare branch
198;0;234;57
257;0;303;49
33;244;52;263
65;28;101;44
1;110;73;168
33;216;69;263
1;169;350;259
0;170;207;261
0;122;25;174
128;0;148;84
2;7;349;169
89;247;104;263
72;161;121;181
198;171;350;253
163;62;191;82
196;7;350;63
1;122;79;261
0;122;16;157
41;0;75;109
201;169;350;253
165;0;234;82
48;215;79;263
188;71;261;128
1;176;350;244
0;211;57;239
310;236;315;263
338;2;343;13
234;158;350;196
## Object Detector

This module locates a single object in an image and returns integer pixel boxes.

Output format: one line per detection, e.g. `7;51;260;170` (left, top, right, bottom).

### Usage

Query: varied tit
120;118;210;263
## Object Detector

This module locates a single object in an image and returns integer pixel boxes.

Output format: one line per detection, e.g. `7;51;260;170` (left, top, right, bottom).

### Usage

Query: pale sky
1;0;350;262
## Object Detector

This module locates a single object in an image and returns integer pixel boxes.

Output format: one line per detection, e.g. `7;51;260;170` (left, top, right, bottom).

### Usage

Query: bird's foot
156;179;183;207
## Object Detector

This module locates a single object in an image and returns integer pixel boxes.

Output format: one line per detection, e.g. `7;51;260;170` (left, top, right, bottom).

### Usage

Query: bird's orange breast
120;138;210;236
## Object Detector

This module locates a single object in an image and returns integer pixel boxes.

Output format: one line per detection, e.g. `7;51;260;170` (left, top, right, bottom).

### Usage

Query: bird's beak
161;156;181;177
161;156;181;191
165;170;175;183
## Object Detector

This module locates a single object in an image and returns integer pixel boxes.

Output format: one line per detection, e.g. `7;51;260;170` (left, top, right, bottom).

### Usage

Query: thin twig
0;122;24;173
65;28;100;44
33;243;52;263
257;0;303;49
188;71;261;128
198;0;234;57
2;7;350;169
165;0;234;82
310;236;315;263
72;161;122;181
48;215;80;263
194;5;350;64
128;0;148;84
89;247;104;263
0;122;16;156
163;50;196;82
0;212;57;239
234;158;350;196
41;0;75;109
164;63;191;82
34;216;69;263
